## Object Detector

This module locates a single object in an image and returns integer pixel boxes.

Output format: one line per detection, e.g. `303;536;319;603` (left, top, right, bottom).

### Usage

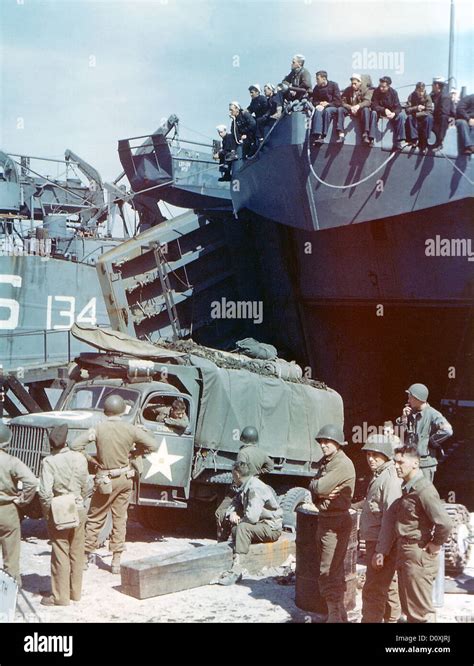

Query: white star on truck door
144;437;184;482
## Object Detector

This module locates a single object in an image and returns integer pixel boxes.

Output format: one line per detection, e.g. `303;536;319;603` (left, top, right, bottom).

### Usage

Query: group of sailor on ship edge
213;54;474;181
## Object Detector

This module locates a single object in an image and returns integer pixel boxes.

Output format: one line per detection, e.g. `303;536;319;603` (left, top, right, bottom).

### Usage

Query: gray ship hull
0;255;109;369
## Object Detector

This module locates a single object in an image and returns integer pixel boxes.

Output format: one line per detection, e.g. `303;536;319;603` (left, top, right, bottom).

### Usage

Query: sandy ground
10;510;474;624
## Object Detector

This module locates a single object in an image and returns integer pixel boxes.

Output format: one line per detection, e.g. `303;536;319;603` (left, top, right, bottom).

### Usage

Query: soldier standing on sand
0;424;37;586
215;426;274;541
396;383;452;482
72;394;157;574
389;445;452;623
359;434;402;623
38;424;88;606
309;424;355;623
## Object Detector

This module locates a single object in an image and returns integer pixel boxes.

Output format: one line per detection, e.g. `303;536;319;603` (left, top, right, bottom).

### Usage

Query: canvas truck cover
195;363;343;463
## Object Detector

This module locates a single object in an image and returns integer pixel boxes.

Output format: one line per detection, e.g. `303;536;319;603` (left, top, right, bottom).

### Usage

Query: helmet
240;426;259;444
103;394;126;416
315;424;346;446
362;434;394;459
0;424;11;450
406;383;429;402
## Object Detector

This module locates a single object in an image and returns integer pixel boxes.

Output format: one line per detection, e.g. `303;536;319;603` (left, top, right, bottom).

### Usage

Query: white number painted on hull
46;296;97;330
0;275;22;330
0;275;96;330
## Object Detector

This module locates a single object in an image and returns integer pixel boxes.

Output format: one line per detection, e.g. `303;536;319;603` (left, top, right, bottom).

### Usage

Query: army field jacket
388;472;452;547
309;449;355;514
0;451;37;507
359;460;401;554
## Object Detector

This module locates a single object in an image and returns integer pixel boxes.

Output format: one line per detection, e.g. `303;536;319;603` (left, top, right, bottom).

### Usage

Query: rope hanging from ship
303;109;474;189
304;108;398;189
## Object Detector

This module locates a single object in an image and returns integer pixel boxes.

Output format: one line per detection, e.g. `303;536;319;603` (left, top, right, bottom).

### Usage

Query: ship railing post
43;329;47;363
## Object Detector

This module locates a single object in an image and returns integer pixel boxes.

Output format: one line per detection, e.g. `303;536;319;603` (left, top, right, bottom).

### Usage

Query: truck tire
84;495;112;547
207;472;234;485
443;503;471;575
279;487;311;533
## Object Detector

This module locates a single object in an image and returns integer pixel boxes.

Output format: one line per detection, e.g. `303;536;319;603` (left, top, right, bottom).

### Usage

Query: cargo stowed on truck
8;324;343;533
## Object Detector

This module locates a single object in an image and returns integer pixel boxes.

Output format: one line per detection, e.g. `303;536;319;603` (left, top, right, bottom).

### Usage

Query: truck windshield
66;386;139;413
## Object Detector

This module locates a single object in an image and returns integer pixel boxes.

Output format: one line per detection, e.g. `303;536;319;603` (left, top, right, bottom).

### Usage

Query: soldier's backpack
50;494;80;530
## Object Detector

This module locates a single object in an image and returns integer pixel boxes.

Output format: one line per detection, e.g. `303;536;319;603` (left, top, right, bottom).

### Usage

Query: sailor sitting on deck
281;54;312;103
246;84;269;121
405;82;434;153
340;73;376;146
229;102;257;158
455;93;474;155
217;461;282;585
213;125;237;182
255;84;284;141
371;76;407;150
430;77;451;152
310;71;343;144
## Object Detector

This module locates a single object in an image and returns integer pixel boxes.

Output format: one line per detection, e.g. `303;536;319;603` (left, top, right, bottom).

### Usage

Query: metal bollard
432;545;445;608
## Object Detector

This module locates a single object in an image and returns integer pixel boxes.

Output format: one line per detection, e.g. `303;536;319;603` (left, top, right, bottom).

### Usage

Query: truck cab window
142;395;190;434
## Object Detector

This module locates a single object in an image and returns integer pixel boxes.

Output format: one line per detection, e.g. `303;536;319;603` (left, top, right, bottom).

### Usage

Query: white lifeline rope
440;150;474;186
305;110;397;189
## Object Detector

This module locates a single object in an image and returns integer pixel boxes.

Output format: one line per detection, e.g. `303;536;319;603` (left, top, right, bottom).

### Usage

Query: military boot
326;599;343;623
111;552;121;575
83;553;95;571
217;554;243;586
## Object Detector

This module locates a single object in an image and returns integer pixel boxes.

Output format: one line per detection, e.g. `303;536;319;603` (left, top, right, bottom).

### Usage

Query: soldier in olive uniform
0;424;37;585
153;398;190;434
215;426;274;541
38;424;88;606
72;394;157;574
390;445;452;623
218;460;283;585
396;383;453;482
309;424;355;623
360;434;402;623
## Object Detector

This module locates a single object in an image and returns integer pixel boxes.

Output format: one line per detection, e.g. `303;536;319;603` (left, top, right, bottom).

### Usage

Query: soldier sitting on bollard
217;460;282;586
360;434;402;623
215;426;274;541
309;424;355;623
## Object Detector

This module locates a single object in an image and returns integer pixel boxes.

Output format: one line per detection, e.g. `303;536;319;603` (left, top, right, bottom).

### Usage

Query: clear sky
1;0;472;180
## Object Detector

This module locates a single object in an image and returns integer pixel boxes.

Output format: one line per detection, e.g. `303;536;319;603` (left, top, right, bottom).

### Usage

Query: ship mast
448;0;454;87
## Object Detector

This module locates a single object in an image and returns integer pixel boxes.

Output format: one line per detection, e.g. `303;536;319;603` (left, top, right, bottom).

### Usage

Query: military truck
8;324;343;535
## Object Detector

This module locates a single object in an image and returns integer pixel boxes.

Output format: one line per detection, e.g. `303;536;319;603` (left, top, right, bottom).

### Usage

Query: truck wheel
84;495;112;547
279;487;311;533
207;472;234;485
443;503;471;575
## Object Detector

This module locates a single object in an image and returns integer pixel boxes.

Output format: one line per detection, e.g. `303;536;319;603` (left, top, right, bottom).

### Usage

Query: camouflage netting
160;338;327;390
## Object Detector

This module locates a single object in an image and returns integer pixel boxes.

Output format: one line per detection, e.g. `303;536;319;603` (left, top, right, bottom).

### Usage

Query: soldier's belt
399;536;429;546
100;465;132;478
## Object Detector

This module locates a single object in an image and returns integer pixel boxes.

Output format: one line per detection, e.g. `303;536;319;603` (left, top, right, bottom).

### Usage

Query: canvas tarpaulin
71;324;185;360
195;364;343;462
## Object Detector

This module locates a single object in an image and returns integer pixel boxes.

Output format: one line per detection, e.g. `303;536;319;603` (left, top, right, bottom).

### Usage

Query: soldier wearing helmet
215;426;274;541
396;383;453;482
71;393;157;574
359;433;402;623
0;424;37;585
309;424;355;623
